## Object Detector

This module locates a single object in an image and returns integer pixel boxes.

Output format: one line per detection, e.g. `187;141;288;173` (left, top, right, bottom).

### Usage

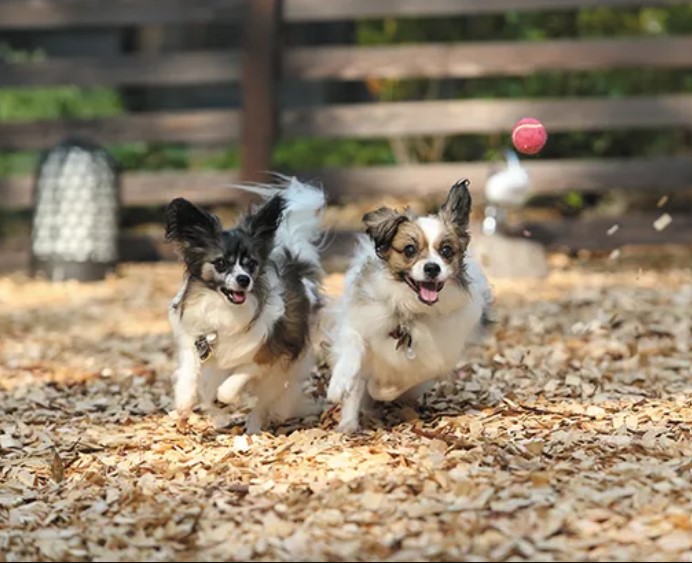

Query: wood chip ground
1;252;690;561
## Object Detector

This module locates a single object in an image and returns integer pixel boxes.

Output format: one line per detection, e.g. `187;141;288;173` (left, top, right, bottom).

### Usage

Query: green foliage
273;139;394;170
0;151;36;178
110;143;188;171
196;148;241;171
0;85;122;122
0;44;123;122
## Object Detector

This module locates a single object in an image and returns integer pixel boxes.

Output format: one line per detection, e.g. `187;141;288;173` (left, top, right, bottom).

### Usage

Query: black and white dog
165;178;325;433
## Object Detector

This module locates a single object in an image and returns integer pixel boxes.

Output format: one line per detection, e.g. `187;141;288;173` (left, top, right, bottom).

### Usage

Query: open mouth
220;287;247;305
404;276;444;305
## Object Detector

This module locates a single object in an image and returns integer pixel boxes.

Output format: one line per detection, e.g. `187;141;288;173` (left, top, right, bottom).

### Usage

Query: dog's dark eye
212;257;228;272
403;244;417;258
244;258;258;274
440;245;454;259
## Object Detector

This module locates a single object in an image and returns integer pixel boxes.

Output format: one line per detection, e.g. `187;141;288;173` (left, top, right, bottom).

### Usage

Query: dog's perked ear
440;179;472;234
246;195;285;256
165;197;222;246
363;207;408;259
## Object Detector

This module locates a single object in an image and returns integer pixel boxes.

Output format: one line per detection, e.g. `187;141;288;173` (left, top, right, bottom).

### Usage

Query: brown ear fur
363;207;410;258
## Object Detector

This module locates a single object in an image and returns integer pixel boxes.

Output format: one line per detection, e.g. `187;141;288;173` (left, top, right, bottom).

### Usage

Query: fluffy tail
231;175;326;266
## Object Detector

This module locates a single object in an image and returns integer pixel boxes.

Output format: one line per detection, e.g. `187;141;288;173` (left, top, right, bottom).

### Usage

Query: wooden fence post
240;0;281;184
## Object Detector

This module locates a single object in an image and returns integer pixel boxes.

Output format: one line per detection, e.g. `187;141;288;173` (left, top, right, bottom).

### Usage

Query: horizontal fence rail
0;0;245;29
2;0;689;29
3;36;692;88
282;95;692;139
3;156;690;210
0;51;242;88
284;0;692;22
310;157;692;200
0;110;241;150
2;95;690;150
0;171;241;209
286;37;692;81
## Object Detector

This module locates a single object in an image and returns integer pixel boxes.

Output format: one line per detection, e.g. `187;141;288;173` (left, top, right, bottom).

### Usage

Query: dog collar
389;325;416;360
194;332;218;363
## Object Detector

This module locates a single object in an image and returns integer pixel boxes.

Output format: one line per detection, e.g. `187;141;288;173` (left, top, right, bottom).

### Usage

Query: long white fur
327;216;491;432
232;175;325;268
171;177;325;433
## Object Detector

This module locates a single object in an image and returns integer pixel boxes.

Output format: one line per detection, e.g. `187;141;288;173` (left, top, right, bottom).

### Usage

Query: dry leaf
657;531;692;552
0;434;20;450
625;415;639;431
586;406;606;419
50;449;65;483
232;435;251;453
360;491;385;511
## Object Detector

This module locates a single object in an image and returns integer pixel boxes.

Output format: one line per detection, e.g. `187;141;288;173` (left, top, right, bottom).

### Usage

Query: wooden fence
1;0;691;250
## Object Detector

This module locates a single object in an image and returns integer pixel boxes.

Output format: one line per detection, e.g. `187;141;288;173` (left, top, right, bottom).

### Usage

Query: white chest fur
341;254;488;401
178;269;285;369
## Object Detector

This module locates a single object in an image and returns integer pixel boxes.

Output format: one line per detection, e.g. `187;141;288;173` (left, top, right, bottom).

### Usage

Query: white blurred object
485;149;530;206
483;150;531;235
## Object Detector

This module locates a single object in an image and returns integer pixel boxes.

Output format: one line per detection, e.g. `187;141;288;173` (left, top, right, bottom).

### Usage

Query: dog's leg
244;368;298;434
328;327;367;432
199;364;232;405
173;335;201;425
169;285;201;427
337;374;367;433
269;354;323;424
245;400;269;435
216;368;256;404
327;327;365;403
196;364;235;429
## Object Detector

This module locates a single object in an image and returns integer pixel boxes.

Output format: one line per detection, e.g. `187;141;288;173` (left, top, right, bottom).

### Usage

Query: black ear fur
165;198;222;245
246;195;285;255
440;179;472;232
362;207;408;259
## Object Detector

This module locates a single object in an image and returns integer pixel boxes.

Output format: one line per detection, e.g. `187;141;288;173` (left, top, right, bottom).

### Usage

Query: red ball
511;117;547;155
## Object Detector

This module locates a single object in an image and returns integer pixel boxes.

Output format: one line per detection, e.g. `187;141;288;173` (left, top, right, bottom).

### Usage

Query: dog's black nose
424;262;441;279
236;274;251;288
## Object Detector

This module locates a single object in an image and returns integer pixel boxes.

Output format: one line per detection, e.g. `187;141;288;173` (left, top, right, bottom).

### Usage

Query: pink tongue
231;291;246;304
418;285;439;303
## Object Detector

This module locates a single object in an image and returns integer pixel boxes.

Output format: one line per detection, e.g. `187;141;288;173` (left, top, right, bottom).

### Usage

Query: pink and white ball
511;117;547;155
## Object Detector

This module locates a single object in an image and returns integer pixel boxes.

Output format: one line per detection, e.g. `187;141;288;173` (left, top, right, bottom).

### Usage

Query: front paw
327;377;351;403
245;409;266;435
170;408;192;432
212;413;234;430
245;420;262;435
174;395;196;434
175;394;195;418
336;416;360;434
176;417;191;433
217;374;250;405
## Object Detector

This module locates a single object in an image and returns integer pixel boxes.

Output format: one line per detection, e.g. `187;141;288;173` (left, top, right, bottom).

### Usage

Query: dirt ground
1;250;691;562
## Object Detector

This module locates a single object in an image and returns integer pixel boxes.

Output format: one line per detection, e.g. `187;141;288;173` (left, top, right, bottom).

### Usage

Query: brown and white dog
327;179;492;432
